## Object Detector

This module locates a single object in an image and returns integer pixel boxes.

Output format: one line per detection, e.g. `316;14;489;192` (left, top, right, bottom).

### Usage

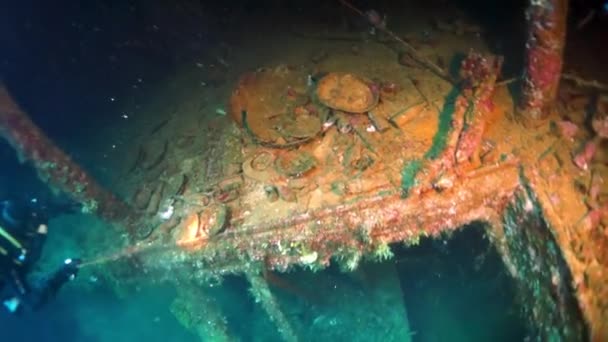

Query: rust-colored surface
0;85;130;220
519;0;569;122
229;66;321;147
315;72;378;113
138;54;607;339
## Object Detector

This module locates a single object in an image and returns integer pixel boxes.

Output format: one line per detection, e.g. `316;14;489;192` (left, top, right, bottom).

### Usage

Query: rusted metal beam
0;84;131;221
195;162;520;273
246;271;298;342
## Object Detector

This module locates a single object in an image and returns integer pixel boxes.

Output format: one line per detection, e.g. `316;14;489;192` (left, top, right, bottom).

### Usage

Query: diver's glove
29;258;82;310
58;258;81;282
45;258;81;293
2;259;82;313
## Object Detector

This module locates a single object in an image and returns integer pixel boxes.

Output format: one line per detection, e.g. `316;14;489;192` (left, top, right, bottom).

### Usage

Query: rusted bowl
316;72;379;113
274;151;317;178
176;203;228;251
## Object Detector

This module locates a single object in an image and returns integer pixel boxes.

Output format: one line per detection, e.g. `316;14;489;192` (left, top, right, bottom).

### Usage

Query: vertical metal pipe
519;0;569;123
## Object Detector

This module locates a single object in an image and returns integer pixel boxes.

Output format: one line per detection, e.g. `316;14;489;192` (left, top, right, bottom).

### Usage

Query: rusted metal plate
315;72;378;113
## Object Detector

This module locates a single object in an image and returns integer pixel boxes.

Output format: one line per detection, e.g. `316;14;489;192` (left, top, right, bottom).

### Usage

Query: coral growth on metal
132;47;607;338
162;54;518;263
2;44;606;338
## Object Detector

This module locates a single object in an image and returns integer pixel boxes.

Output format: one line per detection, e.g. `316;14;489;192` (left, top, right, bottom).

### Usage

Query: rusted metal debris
124;47;602;339
4;45;604;339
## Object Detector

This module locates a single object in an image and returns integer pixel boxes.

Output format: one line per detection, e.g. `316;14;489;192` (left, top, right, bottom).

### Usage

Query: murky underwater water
0;211;528;341
2;0;605;340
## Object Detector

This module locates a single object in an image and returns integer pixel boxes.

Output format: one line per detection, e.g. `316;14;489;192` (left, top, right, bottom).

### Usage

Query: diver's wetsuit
0;200;79;314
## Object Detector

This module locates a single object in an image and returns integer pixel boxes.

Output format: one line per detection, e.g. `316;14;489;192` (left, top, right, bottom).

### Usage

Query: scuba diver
0;199;80;314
